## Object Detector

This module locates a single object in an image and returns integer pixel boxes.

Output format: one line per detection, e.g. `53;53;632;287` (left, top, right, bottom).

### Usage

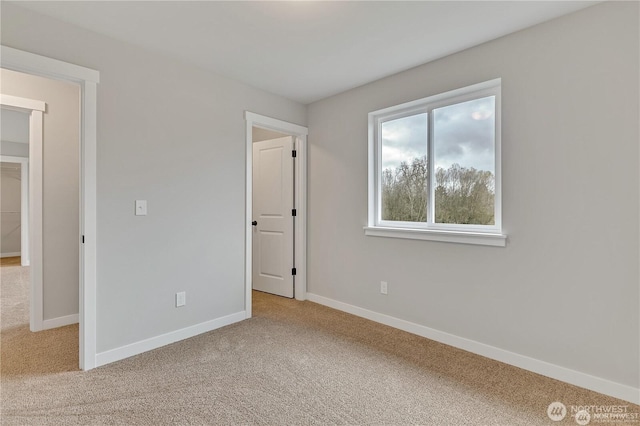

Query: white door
252;136;294;298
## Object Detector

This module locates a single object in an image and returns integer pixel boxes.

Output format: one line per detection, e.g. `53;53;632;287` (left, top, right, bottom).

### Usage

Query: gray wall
1;3;307;353
1;68;80;321
0;141;29;158
307;1;639;389
252;127;288;143
1;108;30;144
1;163;22;255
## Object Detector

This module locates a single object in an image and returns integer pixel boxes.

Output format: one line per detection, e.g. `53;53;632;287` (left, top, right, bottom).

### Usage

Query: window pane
433;96;495;225
380;113;428;222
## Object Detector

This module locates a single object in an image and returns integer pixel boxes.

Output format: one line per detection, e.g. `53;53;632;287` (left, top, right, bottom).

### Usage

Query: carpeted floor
1;261;636;425
0;257;21;267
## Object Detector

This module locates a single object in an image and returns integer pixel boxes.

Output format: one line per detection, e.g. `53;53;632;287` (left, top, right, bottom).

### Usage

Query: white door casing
252;136;294;298
244;111;308;318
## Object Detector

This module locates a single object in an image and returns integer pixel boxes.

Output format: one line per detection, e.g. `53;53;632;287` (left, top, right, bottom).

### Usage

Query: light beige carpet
1;262;636;425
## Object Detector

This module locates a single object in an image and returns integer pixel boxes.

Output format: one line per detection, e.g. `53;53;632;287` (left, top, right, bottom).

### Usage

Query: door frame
244;112;308;316
1;46;100;370
0;155;29;266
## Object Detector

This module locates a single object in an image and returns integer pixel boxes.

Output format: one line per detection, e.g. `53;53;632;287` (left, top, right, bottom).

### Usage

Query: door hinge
292;150;297;158
82;235;85;244
292;209;297;216
292;268;297;276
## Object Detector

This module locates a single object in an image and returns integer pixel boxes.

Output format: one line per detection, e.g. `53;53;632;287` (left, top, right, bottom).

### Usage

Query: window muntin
370;79;501;235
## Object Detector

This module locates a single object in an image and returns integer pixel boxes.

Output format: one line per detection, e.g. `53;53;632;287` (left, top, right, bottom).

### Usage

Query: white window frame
365;79;506;247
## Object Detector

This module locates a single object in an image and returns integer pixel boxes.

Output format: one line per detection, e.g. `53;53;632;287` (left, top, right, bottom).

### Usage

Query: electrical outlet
176;291;186;307
380;281;388;295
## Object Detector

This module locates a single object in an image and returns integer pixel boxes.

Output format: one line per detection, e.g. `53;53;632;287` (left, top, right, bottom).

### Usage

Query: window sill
363;226;507;247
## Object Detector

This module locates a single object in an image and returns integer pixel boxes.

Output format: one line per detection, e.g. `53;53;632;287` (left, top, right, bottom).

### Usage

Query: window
366;79;506;246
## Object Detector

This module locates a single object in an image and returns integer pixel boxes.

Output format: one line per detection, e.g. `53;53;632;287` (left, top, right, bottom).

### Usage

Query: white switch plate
135;200;147;216
380;281;388;295
176;291;186;307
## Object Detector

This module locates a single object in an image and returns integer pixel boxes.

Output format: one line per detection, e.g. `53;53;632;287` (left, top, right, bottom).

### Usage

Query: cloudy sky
381;96;495;173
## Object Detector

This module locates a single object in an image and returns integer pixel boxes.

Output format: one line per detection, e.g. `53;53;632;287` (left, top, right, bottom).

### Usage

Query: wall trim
0;252;21;258
306;292;640;405
0;94;45;112
95;311;246;367
42;313;78;330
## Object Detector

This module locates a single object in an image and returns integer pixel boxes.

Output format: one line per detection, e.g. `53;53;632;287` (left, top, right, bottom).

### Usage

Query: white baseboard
0;252;21;258
42;313;78;330
306;293;640;405
95;311;246;367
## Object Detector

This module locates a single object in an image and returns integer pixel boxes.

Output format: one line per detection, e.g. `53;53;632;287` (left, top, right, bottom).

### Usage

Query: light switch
135;200;147;216
176;291;186;307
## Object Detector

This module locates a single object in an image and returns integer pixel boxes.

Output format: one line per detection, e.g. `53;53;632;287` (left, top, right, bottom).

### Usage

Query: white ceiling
0;109;30;144
15;1;599;104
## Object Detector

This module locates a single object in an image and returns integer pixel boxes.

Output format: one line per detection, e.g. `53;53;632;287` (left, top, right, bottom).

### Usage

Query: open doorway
0;159;29;266
1;69;80;336
0;95;82;374
244;112;308;317
1;161;25;263
1;46;99;370
0;64;85;372
1;108;30;266
0;95;45;336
